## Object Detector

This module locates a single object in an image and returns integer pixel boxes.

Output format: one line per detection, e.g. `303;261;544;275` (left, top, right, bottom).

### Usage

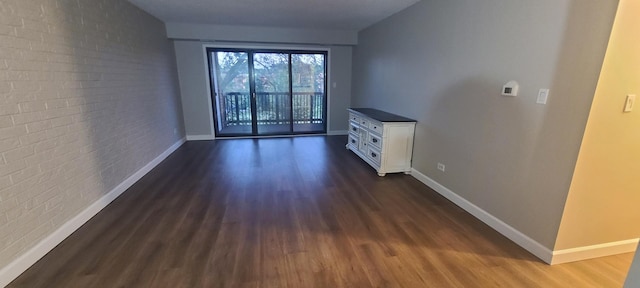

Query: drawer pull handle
372;138;378;143
352;127;357;131
351;139;356;144
371;152;377;158
373;126;377;129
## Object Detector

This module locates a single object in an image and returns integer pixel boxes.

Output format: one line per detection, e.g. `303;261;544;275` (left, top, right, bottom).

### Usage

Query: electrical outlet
624;94;635;112
437;163;445;172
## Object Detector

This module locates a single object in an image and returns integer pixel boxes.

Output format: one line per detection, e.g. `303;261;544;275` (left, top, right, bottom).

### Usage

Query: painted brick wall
0;0;184;269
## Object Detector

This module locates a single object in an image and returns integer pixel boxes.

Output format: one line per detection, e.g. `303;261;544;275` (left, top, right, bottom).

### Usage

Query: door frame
202;43;331;138
207;48;328;137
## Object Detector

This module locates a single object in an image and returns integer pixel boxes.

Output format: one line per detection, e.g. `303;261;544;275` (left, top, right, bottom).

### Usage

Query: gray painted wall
169;24;355;138
174;41;213;137
328;46;353;133
166;23;357;46
351;0;617;248
625;243;640;287
173;40;353;137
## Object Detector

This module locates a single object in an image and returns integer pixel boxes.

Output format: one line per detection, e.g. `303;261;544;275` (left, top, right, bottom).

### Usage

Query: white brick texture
0;0;184;269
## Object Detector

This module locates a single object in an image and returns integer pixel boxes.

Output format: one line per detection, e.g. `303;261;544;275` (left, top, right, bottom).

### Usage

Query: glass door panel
212;51;253;136
292;53;326;133
253;53;291;135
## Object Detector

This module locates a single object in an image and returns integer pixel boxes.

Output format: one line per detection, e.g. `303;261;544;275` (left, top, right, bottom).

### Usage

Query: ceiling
127;0;420;31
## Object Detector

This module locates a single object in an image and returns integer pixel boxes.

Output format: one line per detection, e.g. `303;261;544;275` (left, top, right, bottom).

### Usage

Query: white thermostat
502;81;519;96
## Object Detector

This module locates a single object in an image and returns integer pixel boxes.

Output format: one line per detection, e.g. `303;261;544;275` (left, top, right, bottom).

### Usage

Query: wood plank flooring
8;136;634;287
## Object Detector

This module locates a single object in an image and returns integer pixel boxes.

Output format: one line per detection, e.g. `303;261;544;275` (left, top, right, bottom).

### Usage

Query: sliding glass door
253;52;291;135
210;51;253;135
292;53;326;133
208;48;327;137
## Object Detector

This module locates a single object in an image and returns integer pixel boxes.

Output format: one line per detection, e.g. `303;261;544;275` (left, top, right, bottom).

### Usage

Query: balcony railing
219;92;324;128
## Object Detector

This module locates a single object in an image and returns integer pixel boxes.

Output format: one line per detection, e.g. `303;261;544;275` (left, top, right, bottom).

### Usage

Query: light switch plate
624;94;635;112
537;89;549;104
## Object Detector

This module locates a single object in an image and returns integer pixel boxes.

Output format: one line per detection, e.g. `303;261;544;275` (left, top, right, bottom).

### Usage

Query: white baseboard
327;130;348;136
186;134;215;141
0;138;186;288
410;168;639;265
410;168;554;264
551;239;639;265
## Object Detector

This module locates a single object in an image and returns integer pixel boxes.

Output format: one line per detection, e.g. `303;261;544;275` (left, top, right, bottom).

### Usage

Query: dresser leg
377;172;386;177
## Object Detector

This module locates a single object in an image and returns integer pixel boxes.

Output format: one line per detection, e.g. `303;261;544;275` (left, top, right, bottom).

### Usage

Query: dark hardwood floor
8;136;633;287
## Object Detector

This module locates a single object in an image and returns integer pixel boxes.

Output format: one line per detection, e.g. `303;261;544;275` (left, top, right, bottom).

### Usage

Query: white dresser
346;108;416;176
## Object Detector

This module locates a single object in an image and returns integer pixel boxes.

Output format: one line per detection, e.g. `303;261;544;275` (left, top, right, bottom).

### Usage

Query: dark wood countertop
348;108;416;123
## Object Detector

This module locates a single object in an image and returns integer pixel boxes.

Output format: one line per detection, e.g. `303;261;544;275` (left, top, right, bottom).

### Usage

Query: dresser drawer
368;133;382;149
367;147;381;165
359;118;370;129
348;133;359;148
349;113;359;123
369;120;383;135
349;122;359;134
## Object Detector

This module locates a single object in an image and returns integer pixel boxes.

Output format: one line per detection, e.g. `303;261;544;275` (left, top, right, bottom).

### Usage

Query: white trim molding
186;134;215;141
410;168;640;265
410;168;554;264
0;138;186;288
551;239;639;265
327;130;348;136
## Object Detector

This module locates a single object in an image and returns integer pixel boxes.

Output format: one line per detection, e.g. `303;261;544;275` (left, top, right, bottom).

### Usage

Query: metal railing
220;92;324;128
